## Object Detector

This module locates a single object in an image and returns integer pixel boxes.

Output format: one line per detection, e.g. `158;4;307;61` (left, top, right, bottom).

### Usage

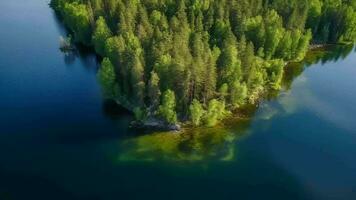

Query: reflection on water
63;50;77;65
283;45;355;90
118;119;251;162
102;100;132;120
115;45;355;162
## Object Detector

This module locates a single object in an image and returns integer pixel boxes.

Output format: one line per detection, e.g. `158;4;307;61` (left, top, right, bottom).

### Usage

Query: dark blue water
1;1;356;200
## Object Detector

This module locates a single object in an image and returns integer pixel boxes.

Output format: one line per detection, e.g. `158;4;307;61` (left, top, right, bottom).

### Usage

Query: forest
51;0;356;128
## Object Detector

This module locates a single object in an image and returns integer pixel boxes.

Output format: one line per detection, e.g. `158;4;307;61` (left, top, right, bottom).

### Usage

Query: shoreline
131;43;342;133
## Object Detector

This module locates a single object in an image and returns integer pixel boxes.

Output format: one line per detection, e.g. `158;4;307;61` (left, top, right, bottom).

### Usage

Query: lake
0;1;355;200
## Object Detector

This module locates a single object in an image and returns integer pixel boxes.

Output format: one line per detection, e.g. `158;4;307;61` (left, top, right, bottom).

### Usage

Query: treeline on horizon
51;0;356;127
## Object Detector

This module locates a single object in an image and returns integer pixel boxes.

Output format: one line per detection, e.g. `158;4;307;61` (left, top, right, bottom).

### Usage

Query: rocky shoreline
130;118;181;132
309;43;331;50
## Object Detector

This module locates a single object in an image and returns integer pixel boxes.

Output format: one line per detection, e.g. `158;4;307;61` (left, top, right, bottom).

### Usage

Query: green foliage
97;58;118;99
134;107;147;121
53;0;356;127
61;2;92;44
189;99;205;126
230;81;248;108
158;90;177;124
266;59;285;90
92;16;112;56
204;99;229;127
148;71;161;107
308;0;356;43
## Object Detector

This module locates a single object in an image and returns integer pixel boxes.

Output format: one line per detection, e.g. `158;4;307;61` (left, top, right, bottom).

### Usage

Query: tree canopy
52;0;356;126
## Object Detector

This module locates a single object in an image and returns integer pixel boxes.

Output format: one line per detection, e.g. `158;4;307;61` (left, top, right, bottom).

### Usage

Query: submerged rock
59;36;75;52
130;118;181;132
309;44;329;50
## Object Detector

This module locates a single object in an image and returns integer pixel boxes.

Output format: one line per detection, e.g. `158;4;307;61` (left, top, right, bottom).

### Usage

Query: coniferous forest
51;0;356;128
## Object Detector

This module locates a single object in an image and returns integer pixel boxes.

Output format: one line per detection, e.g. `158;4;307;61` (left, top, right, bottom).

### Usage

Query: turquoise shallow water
0;1;356;200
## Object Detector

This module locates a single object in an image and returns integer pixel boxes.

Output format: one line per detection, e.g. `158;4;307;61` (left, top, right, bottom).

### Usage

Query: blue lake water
0;1;356;200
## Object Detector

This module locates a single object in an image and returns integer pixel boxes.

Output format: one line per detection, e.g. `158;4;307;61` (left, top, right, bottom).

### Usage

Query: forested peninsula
51;0;356;129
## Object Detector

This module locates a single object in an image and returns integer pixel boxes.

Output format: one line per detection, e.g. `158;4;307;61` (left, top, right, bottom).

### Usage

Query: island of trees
51;0;356;129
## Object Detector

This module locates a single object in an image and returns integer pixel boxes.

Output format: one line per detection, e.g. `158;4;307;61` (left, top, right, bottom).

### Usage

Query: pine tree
92;16;112;56
158;90;177;124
